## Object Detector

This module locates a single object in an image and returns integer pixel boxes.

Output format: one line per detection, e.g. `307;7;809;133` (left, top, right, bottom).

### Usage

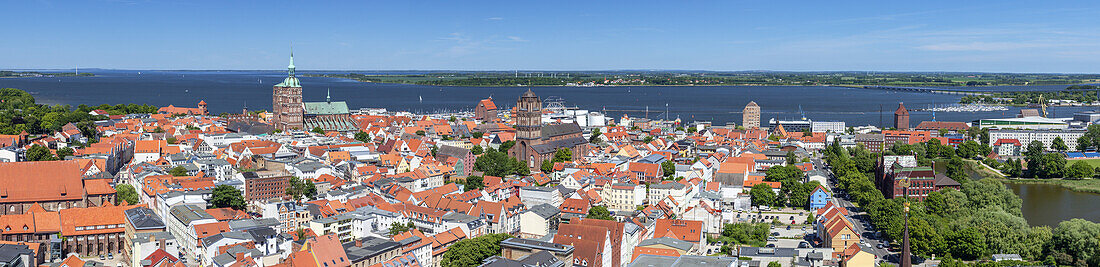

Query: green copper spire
288;46;296;77
275;46;301;88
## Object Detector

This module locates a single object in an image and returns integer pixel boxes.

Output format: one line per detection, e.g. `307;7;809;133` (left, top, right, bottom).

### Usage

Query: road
817;160;894;261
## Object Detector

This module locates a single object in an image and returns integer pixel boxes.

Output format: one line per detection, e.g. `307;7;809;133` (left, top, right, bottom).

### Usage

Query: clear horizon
3;1;1100;73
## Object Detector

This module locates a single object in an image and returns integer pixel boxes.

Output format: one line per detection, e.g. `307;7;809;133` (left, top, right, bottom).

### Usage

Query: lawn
1067;158;1100;168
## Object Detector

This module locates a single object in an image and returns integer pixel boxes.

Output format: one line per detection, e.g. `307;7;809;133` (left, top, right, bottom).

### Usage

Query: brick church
270;50;355;132
508;89;589;170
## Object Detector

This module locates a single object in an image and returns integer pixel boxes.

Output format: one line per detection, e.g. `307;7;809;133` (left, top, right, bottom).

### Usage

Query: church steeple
288;47;296;77
275;46;301;88
326;88;331;103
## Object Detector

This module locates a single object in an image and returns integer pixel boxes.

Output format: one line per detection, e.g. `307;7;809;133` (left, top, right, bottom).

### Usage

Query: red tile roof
0;161;85;204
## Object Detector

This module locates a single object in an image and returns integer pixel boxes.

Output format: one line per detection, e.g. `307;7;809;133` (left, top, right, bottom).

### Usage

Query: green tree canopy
286;177;318;202
25;145;56;161
440;234;514;267
115;184;139;205
471;145;483;155
587;206;614;220
1065;160;1095;179
211;185;246;210
55;146;74;159
354;131;371;143
388;221;416;237
661;161;675;177
1052;136;1069;151
749;183;777;207
169;166;189;176
311;127;325;134
552;148;572;163
474;149;529;177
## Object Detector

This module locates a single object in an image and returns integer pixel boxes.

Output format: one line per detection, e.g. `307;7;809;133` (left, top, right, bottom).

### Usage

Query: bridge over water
839;85;992;96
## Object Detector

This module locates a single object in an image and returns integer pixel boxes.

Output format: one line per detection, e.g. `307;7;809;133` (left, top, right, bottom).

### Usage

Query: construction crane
1039;95;1048;118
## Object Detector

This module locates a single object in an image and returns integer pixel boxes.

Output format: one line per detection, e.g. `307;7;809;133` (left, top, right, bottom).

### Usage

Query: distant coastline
305;72;1096;89
0;70;94;78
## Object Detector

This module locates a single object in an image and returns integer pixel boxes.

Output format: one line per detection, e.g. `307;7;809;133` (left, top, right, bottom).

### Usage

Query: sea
1;69;1094;126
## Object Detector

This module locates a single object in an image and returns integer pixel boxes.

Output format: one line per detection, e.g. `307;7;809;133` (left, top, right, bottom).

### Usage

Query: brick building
272;51;304;131
60;204;142;256
242;170;292;202
894;102;910;130
475;96;499;122
0;161;115;215
509;89;589;171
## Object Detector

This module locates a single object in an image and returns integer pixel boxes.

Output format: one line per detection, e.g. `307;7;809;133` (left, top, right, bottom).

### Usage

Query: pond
1006;183;1100;227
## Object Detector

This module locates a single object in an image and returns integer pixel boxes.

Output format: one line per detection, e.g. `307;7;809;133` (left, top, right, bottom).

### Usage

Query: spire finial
326;88;331;103
288;44;296;77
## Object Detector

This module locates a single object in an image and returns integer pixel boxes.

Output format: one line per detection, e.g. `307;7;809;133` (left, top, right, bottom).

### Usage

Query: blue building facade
809;186;830;210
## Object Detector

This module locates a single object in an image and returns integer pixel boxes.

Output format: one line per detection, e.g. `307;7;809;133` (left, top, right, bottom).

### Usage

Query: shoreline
998;178;1100;195
310;77;1039;89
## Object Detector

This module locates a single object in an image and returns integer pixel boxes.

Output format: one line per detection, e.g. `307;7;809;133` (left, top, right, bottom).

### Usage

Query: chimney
355;239;363;247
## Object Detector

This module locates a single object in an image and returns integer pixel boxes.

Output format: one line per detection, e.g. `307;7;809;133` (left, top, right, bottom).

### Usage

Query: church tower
510;88;543;167
894;102;910;131
272;49;303;131
197;100;208;116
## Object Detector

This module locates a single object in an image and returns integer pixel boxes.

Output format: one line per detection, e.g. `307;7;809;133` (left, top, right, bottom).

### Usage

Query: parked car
798;242;811;248
767;237;778;241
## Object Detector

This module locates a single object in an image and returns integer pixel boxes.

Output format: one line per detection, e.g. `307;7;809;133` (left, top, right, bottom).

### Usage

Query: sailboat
419;95;423;103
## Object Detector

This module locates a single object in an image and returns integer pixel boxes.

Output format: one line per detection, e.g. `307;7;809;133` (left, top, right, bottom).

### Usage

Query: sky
4;0;1100;72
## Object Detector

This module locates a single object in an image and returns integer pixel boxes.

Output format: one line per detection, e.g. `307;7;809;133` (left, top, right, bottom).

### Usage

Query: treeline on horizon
961;85;1100;105
312;71;1100;87
0;88;157;136
0;70;93;77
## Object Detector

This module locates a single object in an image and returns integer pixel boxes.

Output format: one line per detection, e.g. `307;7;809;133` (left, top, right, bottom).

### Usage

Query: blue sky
4;0;1100;72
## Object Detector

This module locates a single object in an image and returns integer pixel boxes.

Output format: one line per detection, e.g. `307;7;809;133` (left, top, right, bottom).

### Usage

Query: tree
211;185;246;210
1078;136;1091;151
1049;219;1100;266
415;130;426;136
1053;136;1069;152
463;175;484;191
587;206;614;220
1066;161;1095;179
552;148;572;163
589;128;602;143
786;181;819;209
115;184;139;205
25;145;56;161
354;131;372;143
55;146;74;159
388;221;416;236
471;132;484;138
474;149;528;177
440;233;514;267
749;183;777;207
540;160;553;174
471;145;483;155
1038;153;1067;178
286;177;318;202
767;262;781;267
168;166;189;176
498;141;515;152
764;165;804;184
949;227;987;261
661;161;675;177
956;140;985;158
643;136;654;143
